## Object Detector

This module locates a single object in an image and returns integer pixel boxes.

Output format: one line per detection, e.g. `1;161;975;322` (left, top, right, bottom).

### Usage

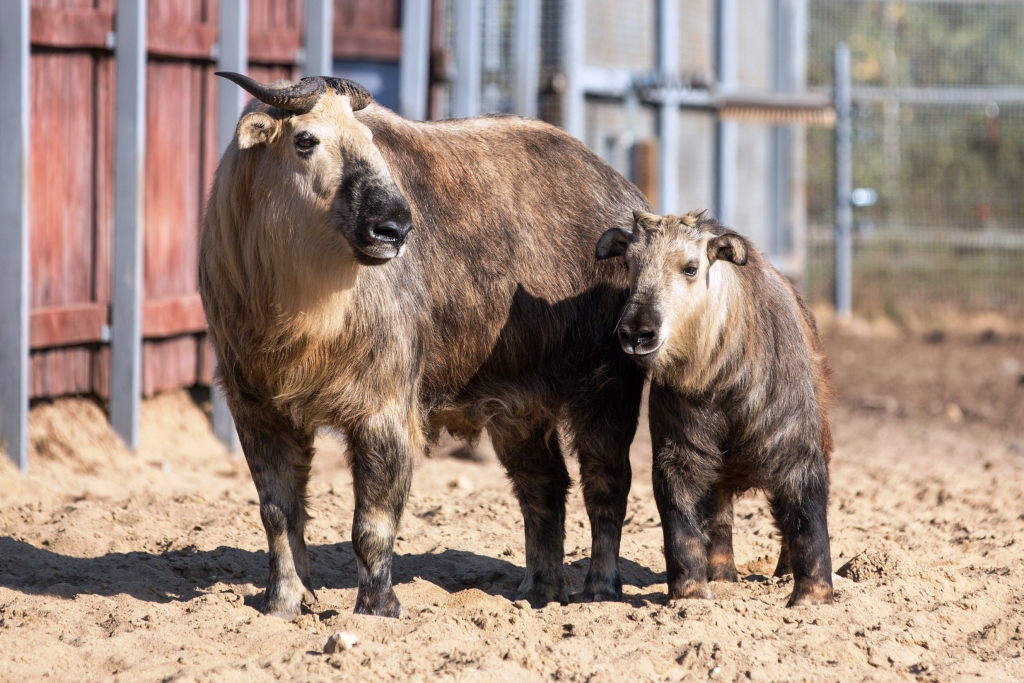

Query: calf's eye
683;266;698;277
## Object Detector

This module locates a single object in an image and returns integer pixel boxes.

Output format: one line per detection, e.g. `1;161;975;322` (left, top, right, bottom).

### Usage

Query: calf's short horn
215;73;372;114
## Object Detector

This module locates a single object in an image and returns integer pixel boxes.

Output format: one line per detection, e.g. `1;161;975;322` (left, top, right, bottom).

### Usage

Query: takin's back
358;107;651;398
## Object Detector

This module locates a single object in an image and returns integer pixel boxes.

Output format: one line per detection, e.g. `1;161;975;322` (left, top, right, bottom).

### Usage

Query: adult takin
595;210;835;607
200;73;648;619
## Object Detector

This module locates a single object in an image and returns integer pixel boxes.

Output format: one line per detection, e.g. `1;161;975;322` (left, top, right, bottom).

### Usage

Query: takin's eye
682;264;698;277
293;132;319;157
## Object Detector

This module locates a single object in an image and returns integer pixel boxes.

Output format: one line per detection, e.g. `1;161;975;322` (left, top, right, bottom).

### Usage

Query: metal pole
110;0;147;450
562;0;585;139
400;0;432;120
0;0;30;472
513;0;540;118
834;43;853;321
212;0;249;452
713;0;737;226
452;0;482;118
303;0;334;78
657;0;680;215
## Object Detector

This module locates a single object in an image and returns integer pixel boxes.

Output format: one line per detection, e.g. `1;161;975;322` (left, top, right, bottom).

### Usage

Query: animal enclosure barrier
804;0;1024;319
1;0;404;469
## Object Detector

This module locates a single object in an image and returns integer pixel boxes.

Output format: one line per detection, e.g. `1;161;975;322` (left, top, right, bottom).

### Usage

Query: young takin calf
596;210;834;606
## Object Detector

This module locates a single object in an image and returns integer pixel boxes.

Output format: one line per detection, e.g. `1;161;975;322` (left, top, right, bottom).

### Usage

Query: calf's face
224;73;413;265
595;211;747;362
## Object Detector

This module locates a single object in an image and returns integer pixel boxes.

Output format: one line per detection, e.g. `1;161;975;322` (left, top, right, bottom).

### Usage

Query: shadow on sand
0;537;666;609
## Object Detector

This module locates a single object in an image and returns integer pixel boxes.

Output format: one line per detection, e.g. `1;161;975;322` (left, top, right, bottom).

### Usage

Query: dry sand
1;331;1023;682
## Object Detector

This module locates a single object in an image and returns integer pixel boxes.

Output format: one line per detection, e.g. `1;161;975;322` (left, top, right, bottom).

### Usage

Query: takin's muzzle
616;301;663;357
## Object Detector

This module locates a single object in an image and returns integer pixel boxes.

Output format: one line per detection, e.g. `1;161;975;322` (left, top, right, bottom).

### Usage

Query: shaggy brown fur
596;210;834;607
200;76;648;619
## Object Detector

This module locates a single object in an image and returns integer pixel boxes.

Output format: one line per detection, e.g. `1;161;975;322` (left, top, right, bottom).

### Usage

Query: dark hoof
514;577;567;607
787;580;834;607
708;566;739;583
260;593;303;620
354;588;404;618
578;585;622;603
668;581;713;601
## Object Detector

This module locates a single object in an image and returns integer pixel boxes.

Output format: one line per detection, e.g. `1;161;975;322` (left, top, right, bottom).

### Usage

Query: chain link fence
804;0;1024;319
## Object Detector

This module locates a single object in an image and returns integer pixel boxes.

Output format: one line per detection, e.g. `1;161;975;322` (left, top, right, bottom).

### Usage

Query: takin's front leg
347;414;414;618
236;424;318;620
490;421;571;607
567;369;642;603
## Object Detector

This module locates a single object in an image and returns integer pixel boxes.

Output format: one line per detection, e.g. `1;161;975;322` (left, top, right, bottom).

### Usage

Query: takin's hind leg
772;542;792;577
490;421;571;608
770;458;834;607
236;421;318;620
703;484;739;582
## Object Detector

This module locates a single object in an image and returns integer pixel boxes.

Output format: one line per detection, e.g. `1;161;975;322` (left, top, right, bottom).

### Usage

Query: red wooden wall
26;0;341;401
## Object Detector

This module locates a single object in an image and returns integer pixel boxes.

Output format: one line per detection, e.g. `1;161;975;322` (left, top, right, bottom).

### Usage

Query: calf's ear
708;233;748;265
595;228;632;260
236;111;280;149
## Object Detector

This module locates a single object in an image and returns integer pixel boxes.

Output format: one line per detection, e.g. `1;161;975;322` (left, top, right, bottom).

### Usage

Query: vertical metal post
0;0;30;472
400;0;432;120
110;0;147;450
562;0;585;139
713;0;737;226
452;0;482;118
513;0;540;118
303;0;334;78
212;0;249;452
657;0;680;215
834;43;853;321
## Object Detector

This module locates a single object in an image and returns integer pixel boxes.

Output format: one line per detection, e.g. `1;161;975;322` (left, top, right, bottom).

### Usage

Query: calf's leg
236;423;317;620
704;485;739;582
649;384;722;601
490;422;571;607
771;458;833;606
347;413;414;618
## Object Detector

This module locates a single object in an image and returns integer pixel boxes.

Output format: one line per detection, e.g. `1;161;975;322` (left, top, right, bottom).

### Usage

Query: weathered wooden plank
334;0;400;60
142;337;197;397
145;61;203;300
29;52;95;309
334;28;401;62
147;21;217;60
0;0;30;471
249;29;302;65
29;347;93;400
30;7;113;50
143;293;206;338
30;303;108;349
110;0;147;450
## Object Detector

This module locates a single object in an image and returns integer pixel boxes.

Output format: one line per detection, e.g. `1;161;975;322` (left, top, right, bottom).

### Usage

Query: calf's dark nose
617;307;662;355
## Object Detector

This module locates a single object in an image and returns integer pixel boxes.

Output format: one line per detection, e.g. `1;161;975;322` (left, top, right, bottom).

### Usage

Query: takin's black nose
617;307;663;356
356;196;414;261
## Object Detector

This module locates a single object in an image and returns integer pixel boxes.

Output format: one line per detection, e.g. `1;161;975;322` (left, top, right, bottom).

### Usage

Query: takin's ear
707;233;748;266
236;111;280;149
595;228;632;260
632;210;662;232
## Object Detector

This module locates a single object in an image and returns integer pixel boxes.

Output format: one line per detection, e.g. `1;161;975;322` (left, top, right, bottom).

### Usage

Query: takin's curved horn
215;72;373;114
215;72;326;113
324;78;373;111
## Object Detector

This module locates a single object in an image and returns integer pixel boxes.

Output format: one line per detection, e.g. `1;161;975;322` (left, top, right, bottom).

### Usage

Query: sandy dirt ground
1;327;1023;682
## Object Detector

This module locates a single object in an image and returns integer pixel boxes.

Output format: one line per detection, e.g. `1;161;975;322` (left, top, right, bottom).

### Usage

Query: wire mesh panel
805;0;1024;318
